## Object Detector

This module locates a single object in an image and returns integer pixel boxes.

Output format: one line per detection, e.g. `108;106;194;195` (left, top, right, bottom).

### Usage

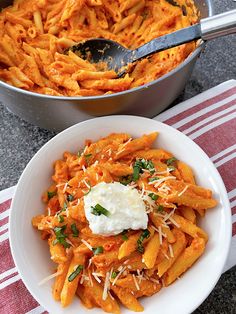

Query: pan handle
200;9;236;40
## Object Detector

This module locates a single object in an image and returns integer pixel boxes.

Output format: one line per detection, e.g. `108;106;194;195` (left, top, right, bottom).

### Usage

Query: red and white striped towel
0;80;236;314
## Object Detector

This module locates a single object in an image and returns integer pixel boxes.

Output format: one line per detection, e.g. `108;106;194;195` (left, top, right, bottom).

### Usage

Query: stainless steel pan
0;0;213;131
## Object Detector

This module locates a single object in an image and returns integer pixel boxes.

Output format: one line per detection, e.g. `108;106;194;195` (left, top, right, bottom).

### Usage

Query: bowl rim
0;2;214;101
9;115;231;314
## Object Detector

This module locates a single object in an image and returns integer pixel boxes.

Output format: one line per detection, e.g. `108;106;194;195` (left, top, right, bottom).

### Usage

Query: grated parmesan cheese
82;165;87;172
158;226;163;245
62;182;68;193
178;185;189;197
81;239;93;251
102;271;110;300
169;216;180;228
112;266;126;286
88;271;93;287
87;258;92;268
92;272;101;283
148;176;176;186
38;270;62;286
169;244;174;258
163;208;176;222
132;274;140;290
150;278;160;284
108;291;114;300
163;252;170;260
65;238;74;247
83;179;90;189
154;176;176;188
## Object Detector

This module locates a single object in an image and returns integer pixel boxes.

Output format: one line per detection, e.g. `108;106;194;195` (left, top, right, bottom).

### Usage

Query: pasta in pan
32;132;217;313
0;0;198;96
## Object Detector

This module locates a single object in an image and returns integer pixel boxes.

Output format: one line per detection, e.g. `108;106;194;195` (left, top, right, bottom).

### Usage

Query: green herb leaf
111;271;118;279
84;181;91;196
121;230;128;241
137;245;145;253
148;177;159;182
120;175;132;186
53;225;70;248
47;191;56;200
84;153;92;164
67;194;74;202
137;229;150;253
68;265;83;282
165;0;180;7
148;193;158;201
166;157;177;166
91;204;110;217
58;215;64;223
77;150;82;158
92;246;104;255
63;202;68;211
71;223;79;237
156;205;164;212
167;166;175;172
132;159;155;181
144;160;155;174
133;160;143;181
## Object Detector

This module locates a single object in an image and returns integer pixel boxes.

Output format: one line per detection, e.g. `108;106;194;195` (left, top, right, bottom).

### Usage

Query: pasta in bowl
9;116;231;314
0;0;198;96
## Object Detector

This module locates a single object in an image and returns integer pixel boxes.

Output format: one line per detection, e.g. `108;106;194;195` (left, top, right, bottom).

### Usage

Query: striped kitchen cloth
0;79;236;314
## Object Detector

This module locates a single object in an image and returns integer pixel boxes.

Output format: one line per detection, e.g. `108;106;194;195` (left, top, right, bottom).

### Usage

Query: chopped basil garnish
47;191;56;200
68;265;83;282
133;160;143;181
133;159;156;181
84;153;92;164
84;181;91;195
144;160;155;174
137;229;150;253
166;157;177;166
120;175;132;186
63;202;67;211
71;223;79;237
92;246;104;255
67;194;74;202
53;225;70;248
149;177;159;182
111;271;118;279
165;0;180;7
156;205;164;212
121;230;128;241
148;193;158;201
77;150;82;158
91;204;110;217
58;215;64;223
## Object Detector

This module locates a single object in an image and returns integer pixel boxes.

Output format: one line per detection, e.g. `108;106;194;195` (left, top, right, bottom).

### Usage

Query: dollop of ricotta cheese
84;182;148;236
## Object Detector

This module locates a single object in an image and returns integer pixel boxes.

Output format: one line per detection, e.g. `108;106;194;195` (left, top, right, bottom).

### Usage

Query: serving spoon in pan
67;9;236;77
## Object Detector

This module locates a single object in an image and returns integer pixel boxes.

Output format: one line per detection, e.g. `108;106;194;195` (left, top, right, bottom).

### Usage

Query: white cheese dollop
84;182;148;236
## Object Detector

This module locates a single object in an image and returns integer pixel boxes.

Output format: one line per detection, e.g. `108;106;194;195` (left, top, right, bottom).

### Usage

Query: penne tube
164;237;206;286
142;233;160;269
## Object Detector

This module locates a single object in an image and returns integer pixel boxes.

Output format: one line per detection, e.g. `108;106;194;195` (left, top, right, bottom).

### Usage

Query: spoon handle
201;9;236;40
131;9;236;63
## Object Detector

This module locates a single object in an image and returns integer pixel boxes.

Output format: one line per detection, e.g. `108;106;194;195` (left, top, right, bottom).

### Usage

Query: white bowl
9;116;231;314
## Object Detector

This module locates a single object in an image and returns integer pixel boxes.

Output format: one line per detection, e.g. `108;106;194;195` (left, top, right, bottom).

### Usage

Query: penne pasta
32;132;217;312
0;0;198;96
